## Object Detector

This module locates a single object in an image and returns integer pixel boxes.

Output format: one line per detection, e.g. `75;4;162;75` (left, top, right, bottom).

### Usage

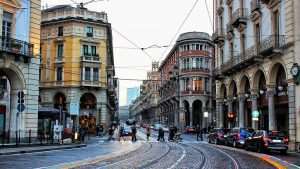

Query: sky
42;0;214;106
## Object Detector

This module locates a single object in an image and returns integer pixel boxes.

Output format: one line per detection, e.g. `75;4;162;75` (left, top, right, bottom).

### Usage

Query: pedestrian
200;127;203;141
113;126;119;140
169;126;174;141
99;124;104;136
96;124;100;136
119;126;124;141
108;127;114;141
131;125;137;142
146;126;151;141
196;125;201;141
157;127;165;142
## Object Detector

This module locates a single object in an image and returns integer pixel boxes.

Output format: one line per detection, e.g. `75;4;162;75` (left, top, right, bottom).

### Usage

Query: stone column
239;94;246;128
251;94;258;129
267;88;276;131
189;107;193;126
227;99;233;128
217;100;224;128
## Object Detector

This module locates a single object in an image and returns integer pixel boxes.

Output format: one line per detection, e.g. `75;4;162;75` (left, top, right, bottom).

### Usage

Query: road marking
260;155;287;169
270;156;300;169
166;144;186;169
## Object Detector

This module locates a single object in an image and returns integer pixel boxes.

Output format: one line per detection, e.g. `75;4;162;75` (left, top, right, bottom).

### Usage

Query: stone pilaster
251;94;258;129
267;88;276;131
238;94;246;128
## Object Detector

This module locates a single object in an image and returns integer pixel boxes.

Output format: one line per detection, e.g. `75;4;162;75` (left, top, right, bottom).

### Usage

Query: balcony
259;35;286;57
181;67;210;73
81;54;100;63
0;36;33;63
213;68;224;80
220;46;261;75
181;90;204;96
231;8;248;28
55;57;64;64
81;80;100;87
86;32;93;37
212;29;225;44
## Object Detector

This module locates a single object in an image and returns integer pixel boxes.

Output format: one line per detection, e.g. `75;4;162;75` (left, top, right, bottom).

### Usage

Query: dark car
245;130;288;154
121;126;132;137
185;126;196;134
225;128;254;148
208;128;229;145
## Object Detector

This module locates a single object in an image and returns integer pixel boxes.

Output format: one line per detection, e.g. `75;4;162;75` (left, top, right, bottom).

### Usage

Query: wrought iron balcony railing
259;35;286;56
232;8;248;28
0;36;33;60
81;54;100;62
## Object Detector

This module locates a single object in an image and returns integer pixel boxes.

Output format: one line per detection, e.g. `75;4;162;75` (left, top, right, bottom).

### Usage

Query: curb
0;144;86;156
209;144;300;169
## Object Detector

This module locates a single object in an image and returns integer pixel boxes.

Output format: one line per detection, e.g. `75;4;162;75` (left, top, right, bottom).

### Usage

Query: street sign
69;102;79;115
17;103;25;112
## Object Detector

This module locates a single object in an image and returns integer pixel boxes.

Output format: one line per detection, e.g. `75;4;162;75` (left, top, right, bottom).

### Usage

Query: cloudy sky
42;0;213;106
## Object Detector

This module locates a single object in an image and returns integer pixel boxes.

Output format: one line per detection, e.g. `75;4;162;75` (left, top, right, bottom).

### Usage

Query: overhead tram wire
111;27;154;62
205;0;213;30
159;0;200;62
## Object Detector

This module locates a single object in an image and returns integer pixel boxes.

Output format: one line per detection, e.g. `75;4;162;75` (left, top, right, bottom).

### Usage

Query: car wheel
280;150;287;155
245;143;249;151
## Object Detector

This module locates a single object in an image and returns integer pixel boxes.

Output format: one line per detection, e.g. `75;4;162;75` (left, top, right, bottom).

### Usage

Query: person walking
157;127;165;142
108;127;114;141
131;125;137;142
168;126;174;141
119;126;124;141
146;126;151;141
196;125;201;141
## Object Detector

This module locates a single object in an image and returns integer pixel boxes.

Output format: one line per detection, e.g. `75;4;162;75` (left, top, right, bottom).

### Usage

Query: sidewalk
0;143;86;155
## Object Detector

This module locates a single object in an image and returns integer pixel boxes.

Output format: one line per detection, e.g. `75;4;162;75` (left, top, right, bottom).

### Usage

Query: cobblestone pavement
73;139;276;169
0;131;284;169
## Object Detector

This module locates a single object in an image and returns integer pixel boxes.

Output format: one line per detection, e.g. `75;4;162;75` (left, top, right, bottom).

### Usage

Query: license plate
272;140;282;143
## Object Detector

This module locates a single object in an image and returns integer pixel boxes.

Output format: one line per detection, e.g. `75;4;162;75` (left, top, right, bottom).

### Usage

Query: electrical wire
159;0;200;62
205;0;213;30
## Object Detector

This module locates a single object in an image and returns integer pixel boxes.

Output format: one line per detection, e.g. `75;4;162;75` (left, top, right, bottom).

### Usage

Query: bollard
15;131;18;146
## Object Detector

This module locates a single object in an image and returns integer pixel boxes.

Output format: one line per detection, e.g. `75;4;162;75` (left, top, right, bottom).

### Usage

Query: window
93;68;99;81
196;44;200;50
83;45;89;55
91;46;97;56
183;78;190;91
56;67;63;81
200;58;203;68
196;58;200;69
204;58;209;69
205;78;209;92
255;24;261;49
193;77;202;91
186;58;190;69
58;26;63;36
57;44;64;58
241;33;246;55
192;58;197;69
85;67;91;81
2;12;12;38
273;10;280;46
86;26;93;37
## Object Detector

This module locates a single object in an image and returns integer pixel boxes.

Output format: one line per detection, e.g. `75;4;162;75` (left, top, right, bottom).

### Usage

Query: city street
0;130;283;169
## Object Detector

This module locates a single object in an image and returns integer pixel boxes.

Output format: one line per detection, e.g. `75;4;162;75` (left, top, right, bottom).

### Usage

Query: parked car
208;128;229;145
185;126;196;134
121;125;132;137
245;130;288;154
225;127;254;148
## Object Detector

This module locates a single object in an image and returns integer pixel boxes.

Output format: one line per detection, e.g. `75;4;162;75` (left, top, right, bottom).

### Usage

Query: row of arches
218;63;289;133
182;100;210;128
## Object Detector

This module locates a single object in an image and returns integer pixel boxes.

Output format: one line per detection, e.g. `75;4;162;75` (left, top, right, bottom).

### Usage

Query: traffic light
17;91;24;104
